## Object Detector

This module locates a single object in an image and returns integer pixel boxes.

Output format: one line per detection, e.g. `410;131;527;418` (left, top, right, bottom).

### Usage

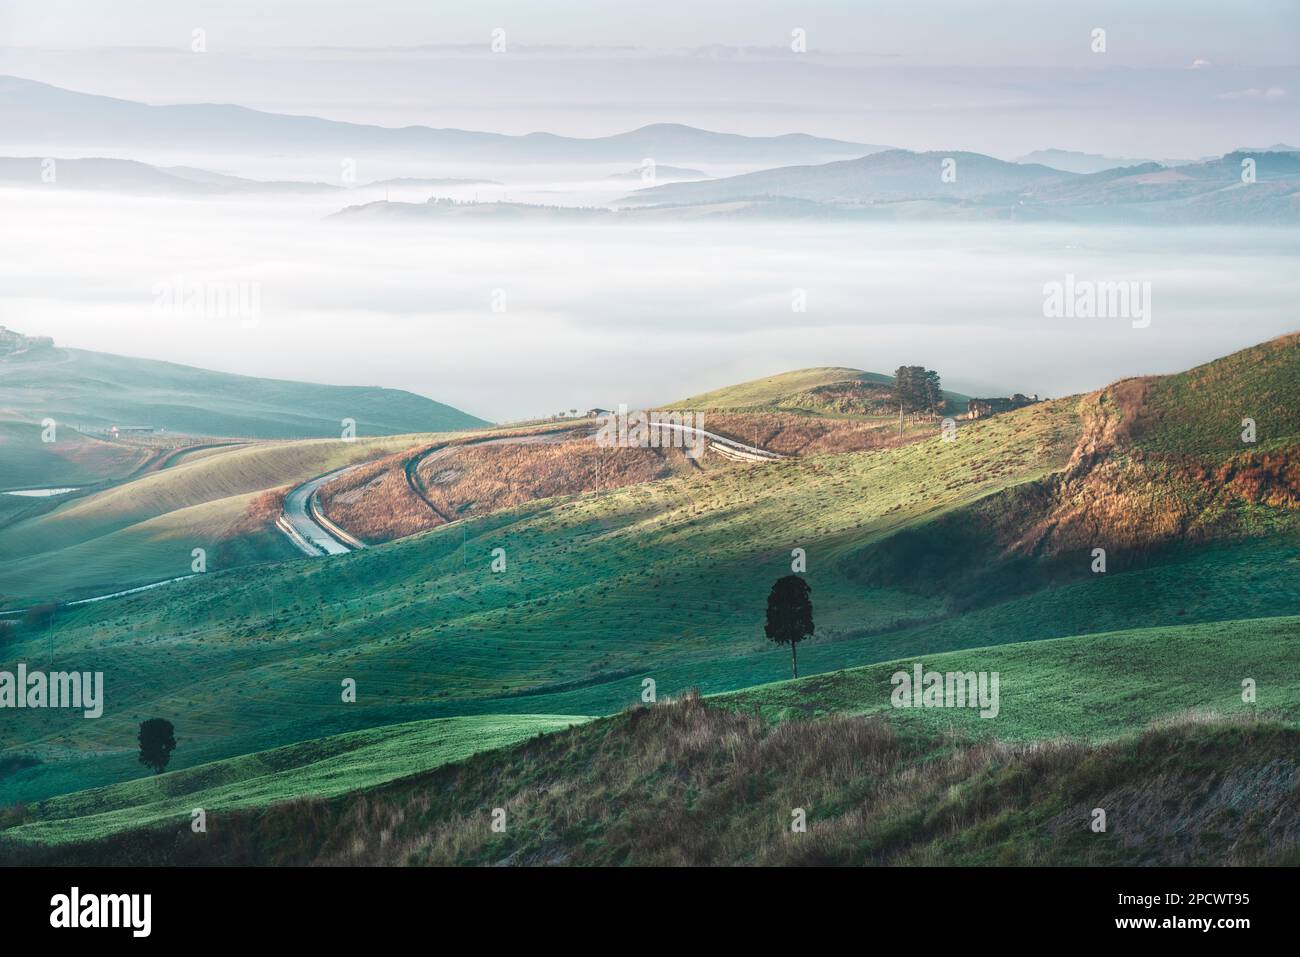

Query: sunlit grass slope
6;616;1294;865
672;367;891;408
0;420;157;491
2;713;586;846
0;399;1079;800
671;366;970;414
0;434;440;603
1133;331;1299;457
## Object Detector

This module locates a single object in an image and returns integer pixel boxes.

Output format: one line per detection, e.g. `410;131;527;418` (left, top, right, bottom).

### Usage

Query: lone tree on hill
765;575;814;679
138;718;177;775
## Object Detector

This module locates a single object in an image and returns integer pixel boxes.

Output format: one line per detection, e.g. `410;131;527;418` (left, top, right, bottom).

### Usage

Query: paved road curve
280;465;363;556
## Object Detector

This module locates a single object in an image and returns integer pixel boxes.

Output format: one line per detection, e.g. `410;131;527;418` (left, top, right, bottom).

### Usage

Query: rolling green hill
0;714;587;847
0;423;582;605
1130;331;1299;457
672;367;889;408
0;433;449;604
0;420;157;491
0;396;1082;801
5;616;1295;863
0;339;488;438
671;366;969;415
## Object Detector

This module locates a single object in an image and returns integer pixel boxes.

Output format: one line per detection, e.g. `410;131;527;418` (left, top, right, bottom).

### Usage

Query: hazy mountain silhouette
0;76;888;164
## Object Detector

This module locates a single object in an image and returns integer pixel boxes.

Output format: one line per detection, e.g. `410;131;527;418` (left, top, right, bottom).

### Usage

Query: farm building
967;394;1039;419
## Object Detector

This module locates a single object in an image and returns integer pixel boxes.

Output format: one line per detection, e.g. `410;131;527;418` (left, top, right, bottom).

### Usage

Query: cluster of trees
890;366;944;422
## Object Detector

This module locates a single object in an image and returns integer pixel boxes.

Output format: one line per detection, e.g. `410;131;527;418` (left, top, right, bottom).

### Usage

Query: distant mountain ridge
623;150;1071;206
0;76;888;164
619;147;1300;223
0;156;499;195
1014;149;1184;174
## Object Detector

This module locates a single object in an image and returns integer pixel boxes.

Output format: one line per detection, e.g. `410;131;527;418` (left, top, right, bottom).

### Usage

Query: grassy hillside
320;425;713;544
719;615;1300;737
1131;331;1299;457
0;433;449;604
18;712;1297;865
673;367;889;408
0;398;1080;801
0;342;488;438
2;335;1296;864
6;616;1295;864
1;714;587;847
5;332;1298;809
671;366;969;415
0;420;156;490
845;333;1300;611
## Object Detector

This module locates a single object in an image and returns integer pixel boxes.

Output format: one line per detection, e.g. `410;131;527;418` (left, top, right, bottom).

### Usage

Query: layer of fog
2;186;1297;422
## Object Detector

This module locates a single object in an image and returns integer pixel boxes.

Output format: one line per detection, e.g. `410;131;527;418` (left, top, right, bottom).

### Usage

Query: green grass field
5;616;1293;862
0;398;1080;796
0;714;586;846
719;615;1300;739
0;419;166;492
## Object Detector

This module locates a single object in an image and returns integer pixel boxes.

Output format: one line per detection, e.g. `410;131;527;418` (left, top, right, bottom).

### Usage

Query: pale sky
2;0;1297;156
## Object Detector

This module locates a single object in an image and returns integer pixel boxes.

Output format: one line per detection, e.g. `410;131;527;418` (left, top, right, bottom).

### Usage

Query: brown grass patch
703;411;929;455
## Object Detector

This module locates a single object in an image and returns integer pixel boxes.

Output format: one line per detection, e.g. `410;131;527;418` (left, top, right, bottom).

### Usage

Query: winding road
0;423;787;618
278;464;366;556
276;421;785;557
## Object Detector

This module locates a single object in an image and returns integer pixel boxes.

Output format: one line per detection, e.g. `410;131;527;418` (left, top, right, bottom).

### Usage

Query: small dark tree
138;718;176;775
764;575;814;679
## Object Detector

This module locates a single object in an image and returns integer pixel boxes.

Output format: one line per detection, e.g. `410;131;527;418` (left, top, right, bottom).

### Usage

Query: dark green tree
922;368;943;419
892;365;943;422
764;575;814;679
891;365;915;419
138;718;177;775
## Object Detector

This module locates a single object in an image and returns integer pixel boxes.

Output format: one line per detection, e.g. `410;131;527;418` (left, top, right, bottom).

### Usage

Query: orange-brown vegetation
317;427;725;544
317;448;431;543
1014;377;1299;560
211;485;296;564
703;411;926;455
418;437;704;523
238;486;289;531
